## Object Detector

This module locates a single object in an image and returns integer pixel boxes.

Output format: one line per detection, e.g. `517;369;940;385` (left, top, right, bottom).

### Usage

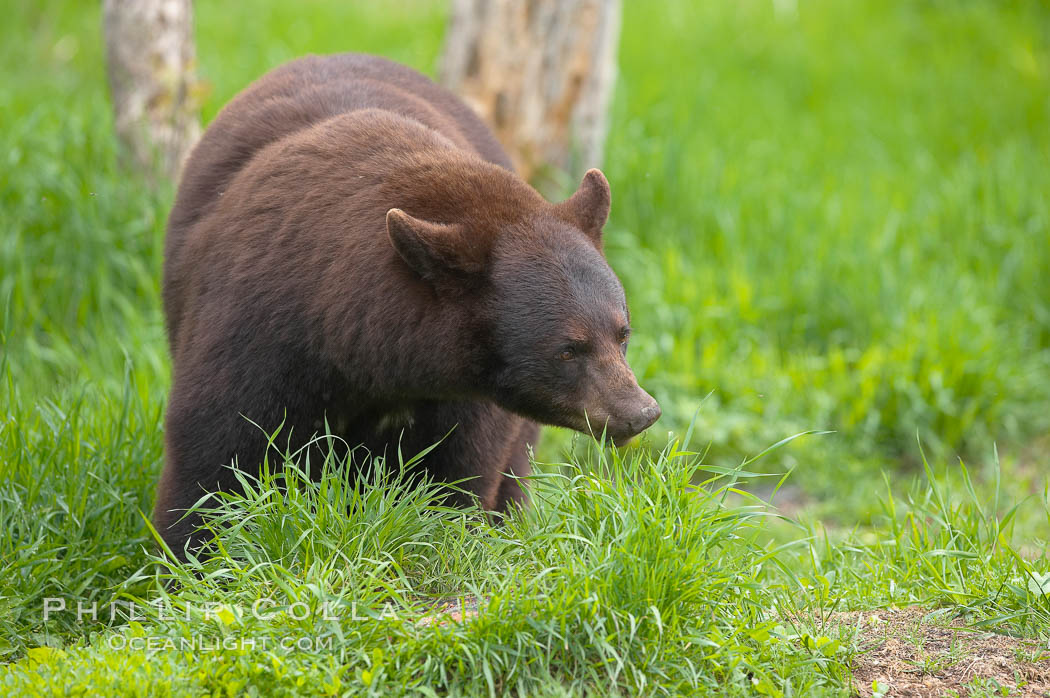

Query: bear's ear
555;168;611;248
387;208;484;283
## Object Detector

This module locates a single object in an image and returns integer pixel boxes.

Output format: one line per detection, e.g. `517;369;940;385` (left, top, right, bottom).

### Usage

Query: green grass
610;2;1050;470
2;0;1049;694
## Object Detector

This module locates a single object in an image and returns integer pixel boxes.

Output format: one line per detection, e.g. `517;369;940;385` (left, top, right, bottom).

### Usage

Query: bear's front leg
153;392;266;559
377;400;536;513
153;354;318;559
492;419;539;514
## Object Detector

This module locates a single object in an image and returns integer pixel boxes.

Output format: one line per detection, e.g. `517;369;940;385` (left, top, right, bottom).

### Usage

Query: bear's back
163;53;513;348
170;54;510;237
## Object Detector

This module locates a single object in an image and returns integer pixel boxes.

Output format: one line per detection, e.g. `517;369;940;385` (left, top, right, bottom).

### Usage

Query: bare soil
416;596;484;627
843;607;1050;697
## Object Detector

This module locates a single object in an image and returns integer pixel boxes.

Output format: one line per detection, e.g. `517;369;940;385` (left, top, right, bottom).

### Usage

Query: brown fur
155;54;659;558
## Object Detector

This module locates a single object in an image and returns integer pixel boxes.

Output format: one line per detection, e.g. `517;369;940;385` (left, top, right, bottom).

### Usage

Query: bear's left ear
555;168;611;248
387;208;485;283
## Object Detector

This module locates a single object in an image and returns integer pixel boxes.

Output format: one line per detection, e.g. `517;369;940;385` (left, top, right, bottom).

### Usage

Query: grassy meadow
2;0;1049;694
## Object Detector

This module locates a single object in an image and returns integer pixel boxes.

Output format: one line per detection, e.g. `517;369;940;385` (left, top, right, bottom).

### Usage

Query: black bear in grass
155;53;660;558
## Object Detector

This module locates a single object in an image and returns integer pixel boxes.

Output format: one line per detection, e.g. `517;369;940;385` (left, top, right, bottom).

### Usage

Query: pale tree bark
441;0;621;189
103;0;202;183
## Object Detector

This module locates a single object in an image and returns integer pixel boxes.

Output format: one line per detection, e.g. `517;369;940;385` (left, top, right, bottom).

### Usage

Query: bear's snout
629;397;662;435
611;390;661;444
597;386;660;446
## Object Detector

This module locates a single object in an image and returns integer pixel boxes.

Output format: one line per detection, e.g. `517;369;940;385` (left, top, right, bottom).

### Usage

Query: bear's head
387;168;660;445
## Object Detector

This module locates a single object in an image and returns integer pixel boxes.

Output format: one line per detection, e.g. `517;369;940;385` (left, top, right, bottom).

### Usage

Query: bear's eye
558;348;576;361
618;327;631;345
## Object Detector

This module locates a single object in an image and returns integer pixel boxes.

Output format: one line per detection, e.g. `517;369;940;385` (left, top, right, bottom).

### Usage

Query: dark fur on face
483;218;659;444
155;53;659;558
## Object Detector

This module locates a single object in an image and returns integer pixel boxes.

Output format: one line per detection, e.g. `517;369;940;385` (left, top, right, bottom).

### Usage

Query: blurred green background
3;0;1049;528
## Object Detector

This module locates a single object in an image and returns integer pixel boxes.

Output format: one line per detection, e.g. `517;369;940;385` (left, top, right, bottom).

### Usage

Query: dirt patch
416;596;484;627
841;607;1050;697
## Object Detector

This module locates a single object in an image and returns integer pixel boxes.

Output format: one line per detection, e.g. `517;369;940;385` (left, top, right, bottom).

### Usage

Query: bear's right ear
387;208;484;283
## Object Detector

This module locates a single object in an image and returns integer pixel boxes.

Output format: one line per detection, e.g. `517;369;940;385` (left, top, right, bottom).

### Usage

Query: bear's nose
629;397;661;434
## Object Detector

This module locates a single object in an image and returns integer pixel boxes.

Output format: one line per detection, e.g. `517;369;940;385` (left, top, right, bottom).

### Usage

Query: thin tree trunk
102;0;202;183
441;0;621;189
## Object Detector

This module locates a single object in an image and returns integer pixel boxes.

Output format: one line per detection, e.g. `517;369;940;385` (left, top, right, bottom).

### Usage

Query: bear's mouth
562;395;661;446
561;413;643;447
502;396;658;447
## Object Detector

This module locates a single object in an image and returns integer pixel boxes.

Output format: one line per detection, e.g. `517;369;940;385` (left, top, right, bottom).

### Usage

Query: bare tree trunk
441;0;621;189
103;0;202;183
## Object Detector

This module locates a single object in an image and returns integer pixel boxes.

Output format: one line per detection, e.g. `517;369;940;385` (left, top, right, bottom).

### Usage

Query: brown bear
154;53;660;558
